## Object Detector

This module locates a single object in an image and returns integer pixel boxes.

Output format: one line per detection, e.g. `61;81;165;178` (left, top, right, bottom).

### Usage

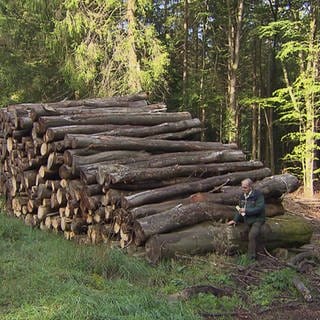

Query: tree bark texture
104;160;264;186
145;214;312;264
66;134;237;152
122;167;271;209
134;202;285;245
38;112;192;133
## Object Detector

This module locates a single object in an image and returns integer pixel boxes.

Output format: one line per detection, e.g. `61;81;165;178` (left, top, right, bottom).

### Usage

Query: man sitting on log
227;178;266;260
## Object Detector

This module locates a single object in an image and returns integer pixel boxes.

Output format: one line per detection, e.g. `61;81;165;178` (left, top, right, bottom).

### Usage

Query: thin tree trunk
182;0;189;108
226;0;244;144
126;0;142;92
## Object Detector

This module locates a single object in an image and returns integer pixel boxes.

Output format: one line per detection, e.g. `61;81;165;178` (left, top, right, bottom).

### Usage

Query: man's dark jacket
233;189;266;225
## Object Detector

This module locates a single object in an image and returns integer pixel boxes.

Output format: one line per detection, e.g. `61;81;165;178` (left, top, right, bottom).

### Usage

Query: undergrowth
0;204;303;320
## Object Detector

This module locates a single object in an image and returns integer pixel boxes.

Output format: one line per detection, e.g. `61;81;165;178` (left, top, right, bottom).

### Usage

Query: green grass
249;268;299;306
0;208;303;319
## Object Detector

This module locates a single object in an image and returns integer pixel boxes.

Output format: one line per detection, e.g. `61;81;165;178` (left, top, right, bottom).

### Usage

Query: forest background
0;0;319;196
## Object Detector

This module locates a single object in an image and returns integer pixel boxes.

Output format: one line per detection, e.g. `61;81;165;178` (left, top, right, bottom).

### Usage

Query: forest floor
219;187;320;320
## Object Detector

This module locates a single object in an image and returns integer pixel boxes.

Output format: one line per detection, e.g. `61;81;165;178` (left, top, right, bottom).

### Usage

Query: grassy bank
0;207;302;320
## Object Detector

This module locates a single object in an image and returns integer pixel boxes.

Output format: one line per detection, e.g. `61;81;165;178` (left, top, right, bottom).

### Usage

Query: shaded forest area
0;0;319;196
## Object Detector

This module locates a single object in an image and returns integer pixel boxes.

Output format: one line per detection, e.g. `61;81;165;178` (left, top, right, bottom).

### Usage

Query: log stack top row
0;93;305;261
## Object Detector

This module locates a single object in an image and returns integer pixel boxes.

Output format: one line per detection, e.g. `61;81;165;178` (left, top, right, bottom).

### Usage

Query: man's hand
227;220;236;226
239;208;246;216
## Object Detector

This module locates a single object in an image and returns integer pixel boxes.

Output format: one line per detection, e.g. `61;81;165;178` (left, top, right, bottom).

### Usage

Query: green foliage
236;254;255;267
0;213;198;320
250;268;298;306
0;0;68;105
0;211;312;319
259;3;320;194
50;0;169;98
188;293;242;315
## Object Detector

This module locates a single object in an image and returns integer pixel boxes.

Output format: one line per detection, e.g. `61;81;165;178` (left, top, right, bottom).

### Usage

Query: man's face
241;183;251;194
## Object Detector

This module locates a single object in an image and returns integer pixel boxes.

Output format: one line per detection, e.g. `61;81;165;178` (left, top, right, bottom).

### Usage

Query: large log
45;124;144;142
145;127;203;140
96;149;246;184
133;202;285;245
29;93;148;120
105;161;264;186
37;112;193;133
63;148;101;166
71;150;150;175
8;93;147;111
190;173;300;205
122;167;272;209
32;103;166;119
103;118;202;138
111;177;202;191
66;134;237;152
145;214;313;264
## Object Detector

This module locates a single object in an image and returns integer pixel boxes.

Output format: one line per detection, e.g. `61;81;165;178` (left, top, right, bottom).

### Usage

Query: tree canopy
0;0;319;195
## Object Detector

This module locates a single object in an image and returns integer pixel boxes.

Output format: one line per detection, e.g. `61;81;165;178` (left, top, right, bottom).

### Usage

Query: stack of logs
0;93;312;263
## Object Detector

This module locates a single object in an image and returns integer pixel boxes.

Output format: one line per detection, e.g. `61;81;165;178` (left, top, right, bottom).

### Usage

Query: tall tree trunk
199;0;209;141
126;0;142;92
252;36;261;160
303;3;318;197
182;0;189;108
226;0;244;144
265;0;279;174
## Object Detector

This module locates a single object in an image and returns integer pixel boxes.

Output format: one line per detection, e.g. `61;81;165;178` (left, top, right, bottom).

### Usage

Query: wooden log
99;118;202;138
27;198;41;213
129;190;283;221
57;188;67;206
34;104;166;120
104;189;133;206
37;184;52;199
51;216;62;231
24;213;34;227
190;173;300;205
146;127;203;140
80;184;103;197
93;207;106;223
81;194;104;211
79;167;97;184
122;167;272;209
133;202;285;245
104;161;264;186
145;214;313;264
39;165;58;180
23;170;37;189
47;152;64;170
66;134;237;152
110;177;202;191
37;205;54;221
72;150;149;174
29;93;148;120
29;156;47;170
45;124;143;142
59;164;74;179
96;149;245;184
71;217;88;234
50;192;60;209
61;217;72;231
38;112;192;133
63;148;100;166
292;277;313;302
